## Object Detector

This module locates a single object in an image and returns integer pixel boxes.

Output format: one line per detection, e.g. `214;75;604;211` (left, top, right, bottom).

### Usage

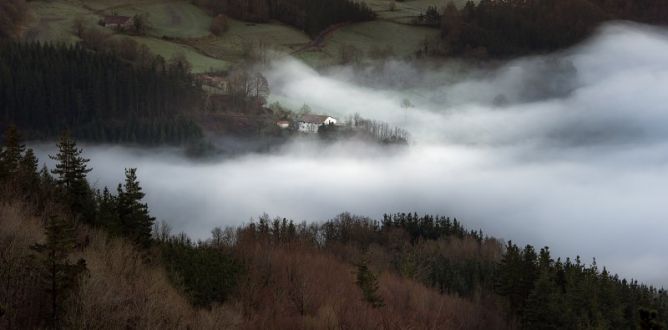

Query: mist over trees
0;128;667;328
318;115;410;145
2;0;668;325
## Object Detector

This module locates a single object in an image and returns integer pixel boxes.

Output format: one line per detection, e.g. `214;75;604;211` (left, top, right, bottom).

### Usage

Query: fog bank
34;22;668;286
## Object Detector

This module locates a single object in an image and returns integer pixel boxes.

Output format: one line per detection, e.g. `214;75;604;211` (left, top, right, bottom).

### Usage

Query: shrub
210;14;229;36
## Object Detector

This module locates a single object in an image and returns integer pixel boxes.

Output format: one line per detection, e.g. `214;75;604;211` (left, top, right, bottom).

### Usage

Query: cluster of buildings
277;114;338;133
194;73;339;134
101;16;134;30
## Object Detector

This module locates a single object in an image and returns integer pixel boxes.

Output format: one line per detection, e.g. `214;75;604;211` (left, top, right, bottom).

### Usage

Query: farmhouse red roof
299;114;331;124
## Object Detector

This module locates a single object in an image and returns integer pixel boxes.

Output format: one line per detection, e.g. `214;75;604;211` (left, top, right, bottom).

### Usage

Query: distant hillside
192;0;376;37
438;0;668;58
20;0;452;69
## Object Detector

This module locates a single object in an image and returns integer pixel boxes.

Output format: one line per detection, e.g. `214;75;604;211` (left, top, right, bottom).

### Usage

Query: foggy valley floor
3;0;668;324
27;22;668;287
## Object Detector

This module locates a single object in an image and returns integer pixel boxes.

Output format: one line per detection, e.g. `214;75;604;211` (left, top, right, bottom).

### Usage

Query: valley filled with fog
34;22;668;285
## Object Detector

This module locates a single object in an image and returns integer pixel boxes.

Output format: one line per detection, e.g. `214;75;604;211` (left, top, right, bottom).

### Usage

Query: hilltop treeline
1;127;667;329
438;0;668;57
497;243;668;329
318;116;410;145
0;42;203;144
193;0;376;37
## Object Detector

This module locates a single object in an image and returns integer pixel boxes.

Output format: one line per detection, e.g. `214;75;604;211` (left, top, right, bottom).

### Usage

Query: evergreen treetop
30;216;87;329
49;131;91;189
356;256;384;308
0;125;26;178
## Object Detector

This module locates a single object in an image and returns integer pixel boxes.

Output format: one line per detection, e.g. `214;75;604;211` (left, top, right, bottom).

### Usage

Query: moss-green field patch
361;0;476;23
188;18;310;63
129;36;231;73
316;21;439;61
110;1;213;38
24;0;91;44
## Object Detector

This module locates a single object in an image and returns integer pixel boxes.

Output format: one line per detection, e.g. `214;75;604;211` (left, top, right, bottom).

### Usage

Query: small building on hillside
276;120;290;129
297;114;337;133
102;16;133;30
197;74;230;94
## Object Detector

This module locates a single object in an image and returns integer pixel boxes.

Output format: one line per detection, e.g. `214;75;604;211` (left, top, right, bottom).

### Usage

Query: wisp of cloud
34;22;668;286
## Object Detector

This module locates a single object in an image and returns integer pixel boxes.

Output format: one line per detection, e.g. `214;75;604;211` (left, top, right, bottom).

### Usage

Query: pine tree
49;131;91;189
639;307;666;330
49;131;95;223
117;168;155;248
356;256;384;308
0;124;26;181
522;271;569;329
96;187;120;233
496;241;528;318
17;148;39;193
30;216;87;328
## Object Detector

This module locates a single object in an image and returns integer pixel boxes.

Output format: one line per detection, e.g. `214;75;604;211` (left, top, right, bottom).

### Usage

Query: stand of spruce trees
0;42;203;144
438;0;668;58
0;128;163;327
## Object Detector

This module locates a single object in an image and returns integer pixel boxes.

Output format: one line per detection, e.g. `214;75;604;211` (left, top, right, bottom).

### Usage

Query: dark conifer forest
438;0;668;57
0;42;203;144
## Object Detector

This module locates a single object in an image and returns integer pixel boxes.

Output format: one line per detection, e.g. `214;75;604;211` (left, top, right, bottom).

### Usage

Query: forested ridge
437;0;668;57
192;0;376;37
0;42;203;144
1;127;666;329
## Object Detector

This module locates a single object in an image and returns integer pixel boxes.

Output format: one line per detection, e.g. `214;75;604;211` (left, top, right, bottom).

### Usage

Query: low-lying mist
35;22;668;285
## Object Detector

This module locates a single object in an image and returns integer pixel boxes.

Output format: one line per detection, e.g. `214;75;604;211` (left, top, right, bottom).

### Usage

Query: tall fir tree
49;131;95;223
117;168;155;248
522;271;570;329
30;216;87;329
0;124;26;182
96;187;120;233
18;148;39;191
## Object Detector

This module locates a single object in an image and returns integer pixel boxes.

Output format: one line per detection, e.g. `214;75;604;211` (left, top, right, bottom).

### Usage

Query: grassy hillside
362;0;472;23
129;35;233;72
24;0;90;43
187;18;311;63
107;2;213;38
24;0;233;73
325;21;439;57
22;0;462;70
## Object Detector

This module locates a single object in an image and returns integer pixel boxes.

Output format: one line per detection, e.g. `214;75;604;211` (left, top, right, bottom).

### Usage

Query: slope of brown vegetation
71;231;242;329
232;231;506;329
0;203;46;329
0;203;240;329
1;200;508;329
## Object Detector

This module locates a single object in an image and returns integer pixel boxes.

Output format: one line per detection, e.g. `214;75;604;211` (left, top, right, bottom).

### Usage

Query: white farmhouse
297;114;337;133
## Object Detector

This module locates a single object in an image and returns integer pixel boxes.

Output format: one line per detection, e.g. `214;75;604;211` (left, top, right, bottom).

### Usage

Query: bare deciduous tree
0;0;28;40
72;16;87;38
